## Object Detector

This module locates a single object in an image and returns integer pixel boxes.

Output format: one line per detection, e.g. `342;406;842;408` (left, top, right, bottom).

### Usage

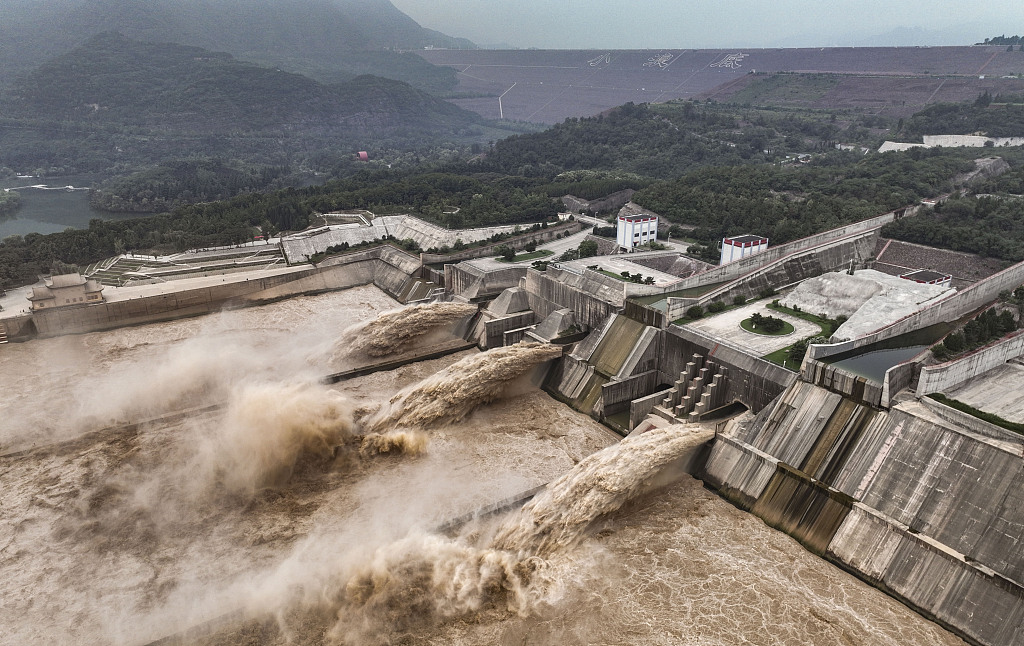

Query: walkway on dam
685;300;821;356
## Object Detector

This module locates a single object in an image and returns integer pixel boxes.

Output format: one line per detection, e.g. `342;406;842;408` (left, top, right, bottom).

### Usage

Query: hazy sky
389;0;1024;49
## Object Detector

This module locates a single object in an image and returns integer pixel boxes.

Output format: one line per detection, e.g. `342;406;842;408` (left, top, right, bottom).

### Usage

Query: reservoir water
0;175;148;239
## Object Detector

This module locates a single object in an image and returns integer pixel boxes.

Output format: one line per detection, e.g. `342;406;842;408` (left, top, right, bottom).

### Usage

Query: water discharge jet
364;343;564;432
331;302;478;361
306;425;712;644
490;424;714;556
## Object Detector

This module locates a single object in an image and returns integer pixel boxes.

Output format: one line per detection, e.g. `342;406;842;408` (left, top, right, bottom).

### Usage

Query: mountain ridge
0;0;475;92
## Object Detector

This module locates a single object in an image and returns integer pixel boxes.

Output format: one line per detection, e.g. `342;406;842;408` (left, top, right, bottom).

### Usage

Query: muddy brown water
0;287;964;646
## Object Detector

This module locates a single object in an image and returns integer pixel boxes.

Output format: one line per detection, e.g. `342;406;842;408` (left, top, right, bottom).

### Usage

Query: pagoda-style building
27;273;104;311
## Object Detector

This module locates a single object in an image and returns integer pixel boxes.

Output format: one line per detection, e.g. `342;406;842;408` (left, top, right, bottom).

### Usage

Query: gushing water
304;425;709;643
359;430;429;458
332;302;477;360
490;424;713;555
199;382;357;497
364;343;563;432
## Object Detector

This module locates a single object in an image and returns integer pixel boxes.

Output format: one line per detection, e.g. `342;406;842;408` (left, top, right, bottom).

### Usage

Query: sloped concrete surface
781;270;951;341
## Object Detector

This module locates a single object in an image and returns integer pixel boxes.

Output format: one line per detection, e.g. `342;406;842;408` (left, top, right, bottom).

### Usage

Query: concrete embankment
13;246;424;340
702;380;1024;646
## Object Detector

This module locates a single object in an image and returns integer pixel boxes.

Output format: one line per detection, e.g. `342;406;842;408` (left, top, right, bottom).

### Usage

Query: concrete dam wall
703;380;1024;646
25;246;423;339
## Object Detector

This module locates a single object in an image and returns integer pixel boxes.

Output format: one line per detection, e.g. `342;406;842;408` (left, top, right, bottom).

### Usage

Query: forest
0;191;20;217
4;80;1024;290
898;97;1024;140
880;192;1024;262
633;148;976;248
0;34;504;186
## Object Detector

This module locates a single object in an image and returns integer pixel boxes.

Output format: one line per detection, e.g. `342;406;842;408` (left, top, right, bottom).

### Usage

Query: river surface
0;175;147;238
0;286;965;646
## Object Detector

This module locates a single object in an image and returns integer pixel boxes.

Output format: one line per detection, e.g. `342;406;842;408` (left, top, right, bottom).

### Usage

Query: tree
578;239;598;258
496;244;515;261
788;338;809;363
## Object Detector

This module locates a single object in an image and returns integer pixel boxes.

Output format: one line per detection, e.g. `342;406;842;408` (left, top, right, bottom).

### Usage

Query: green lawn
497;249;554;263
596;269;630;281
762;347;803;371
740;317;795;336
767;302;835;336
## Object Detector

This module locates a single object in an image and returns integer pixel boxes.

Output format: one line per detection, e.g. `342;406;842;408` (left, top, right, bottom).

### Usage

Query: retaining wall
663;231;878;321
801;359;884;407
702;380;1024;646
917;330;1024;396
523;268;619;330
809;257;1024;361
664;326;797;413
446;264;527;300
918;396;1024;447
281;216;542;264
28;247;420;338
483;311;536;348
600;370;660;416
1;314;36;341
420;221;582;265
640;206;913;298
629;387;675;430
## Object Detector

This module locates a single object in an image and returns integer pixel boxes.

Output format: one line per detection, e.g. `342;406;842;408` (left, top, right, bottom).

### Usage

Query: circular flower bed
740;313;794;336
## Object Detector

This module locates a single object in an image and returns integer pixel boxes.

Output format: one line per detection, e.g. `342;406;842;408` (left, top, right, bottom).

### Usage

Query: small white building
720;234;768;265
616;213;658;251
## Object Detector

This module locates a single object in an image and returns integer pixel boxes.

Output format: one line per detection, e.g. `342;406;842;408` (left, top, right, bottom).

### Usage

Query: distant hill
0;34;484;177
5;33;475;131
0;0;474;93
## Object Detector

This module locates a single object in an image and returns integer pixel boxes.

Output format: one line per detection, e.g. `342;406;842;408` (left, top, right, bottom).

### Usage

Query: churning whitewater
253;425;711;644
0;288;966;646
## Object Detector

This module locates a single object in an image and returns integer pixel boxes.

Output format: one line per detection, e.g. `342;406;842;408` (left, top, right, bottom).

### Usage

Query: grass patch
927;393;1024;435
767;302;838;336
740;317;795;336
761;346;803;371
497;249;553;263
596;269;630;281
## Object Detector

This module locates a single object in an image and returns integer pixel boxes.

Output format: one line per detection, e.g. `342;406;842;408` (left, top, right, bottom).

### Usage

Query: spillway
0;287;966;646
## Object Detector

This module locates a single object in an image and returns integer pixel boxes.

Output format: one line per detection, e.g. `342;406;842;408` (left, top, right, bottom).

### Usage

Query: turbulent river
0;286;965;646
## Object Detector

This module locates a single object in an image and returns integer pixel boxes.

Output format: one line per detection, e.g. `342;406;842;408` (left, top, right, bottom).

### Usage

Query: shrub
733;295;747;306
686;305;704;319
707;300;726;313
761;316;785;333
788;338;809;363
759;286;776;298
495;244;515;261
524;241;537;253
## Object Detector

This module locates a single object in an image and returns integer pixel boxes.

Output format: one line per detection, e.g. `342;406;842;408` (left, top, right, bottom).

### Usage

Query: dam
2;200;1022;644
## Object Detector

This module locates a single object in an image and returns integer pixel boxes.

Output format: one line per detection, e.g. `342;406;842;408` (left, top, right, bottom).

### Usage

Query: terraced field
418;46;1024;123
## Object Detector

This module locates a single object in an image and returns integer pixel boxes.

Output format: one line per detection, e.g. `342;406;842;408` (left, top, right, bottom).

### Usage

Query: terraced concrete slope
704;380;1024;646
419;46;1024;123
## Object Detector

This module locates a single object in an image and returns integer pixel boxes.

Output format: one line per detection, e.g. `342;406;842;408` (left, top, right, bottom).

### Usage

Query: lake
0;175;150;239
